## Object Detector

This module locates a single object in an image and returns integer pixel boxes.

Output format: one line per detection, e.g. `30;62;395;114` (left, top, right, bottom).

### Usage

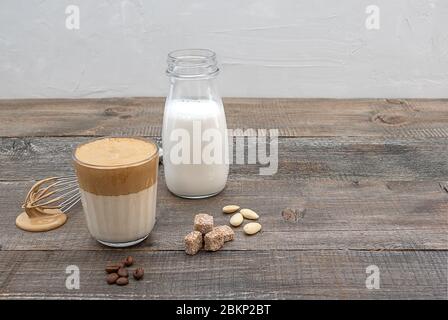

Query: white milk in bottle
163;49;228;198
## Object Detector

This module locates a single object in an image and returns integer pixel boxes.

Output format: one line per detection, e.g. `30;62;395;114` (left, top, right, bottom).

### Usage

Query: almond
229;213;244;227
240;208;259;220
222;205;240;214
243;222;262;235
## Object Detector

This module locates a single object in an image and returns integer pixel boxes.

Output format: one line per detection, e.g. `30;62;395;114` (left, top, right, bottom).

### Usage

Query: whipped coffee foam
75;137;156;167
74;137;158;196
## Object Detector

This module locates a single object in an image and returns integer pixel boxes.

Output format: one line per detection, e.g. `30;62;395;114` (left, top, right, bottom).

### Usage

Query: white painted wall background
0;0;447;99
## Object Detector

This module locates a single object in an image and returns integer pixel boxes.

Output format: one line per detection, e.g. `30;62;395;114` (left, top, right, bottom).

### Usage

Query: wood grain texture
0;178;447;252
0;136;447;252
0;98;447;138
0;98;447;300
1;136;448;182
0;250;446;300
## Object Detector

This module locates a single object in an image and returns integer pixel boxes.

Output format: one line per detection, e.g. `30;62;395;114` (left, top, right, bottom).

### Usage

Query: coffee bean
116;277;129;286
123;256;134;267
133;267;144;280
105;264;121;273
106;273;119;285
117;267;128;277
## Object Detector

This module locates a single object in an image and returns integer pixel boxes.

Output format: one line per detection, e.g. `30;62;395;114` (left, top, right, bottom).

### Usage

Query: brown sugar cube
194;213;214;234
214;225;235;242
184;231;203;255
204;229;224;251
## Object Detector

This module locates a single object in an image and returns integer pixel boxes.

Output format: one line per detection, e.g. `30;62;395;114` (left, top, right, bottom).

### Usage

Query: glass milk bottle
162;49;229;198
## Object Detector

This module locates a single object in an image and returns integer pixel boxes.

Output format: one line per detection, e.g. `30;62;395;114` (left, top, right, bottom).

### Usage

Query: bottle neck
168;77;220;102
166;49;219;79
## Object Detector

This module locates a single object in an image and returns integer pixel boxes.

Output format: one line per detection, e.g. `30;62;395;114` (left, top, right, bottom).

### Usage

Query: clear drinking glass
73;137;159;247
162;49;229;199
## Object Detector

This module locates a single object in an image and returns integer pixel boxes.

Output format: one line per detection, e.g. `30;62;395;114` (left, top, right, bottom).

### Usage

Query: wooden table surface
0;98;447;300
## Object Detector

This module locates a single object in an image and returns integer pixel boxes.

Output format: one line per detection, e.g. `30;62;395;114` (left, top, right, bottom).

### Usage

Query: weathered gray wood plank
0;250;446;299
0;98;447;299
1;136;446;251
1;136;448;182
1;178;446;251
0;98;447;138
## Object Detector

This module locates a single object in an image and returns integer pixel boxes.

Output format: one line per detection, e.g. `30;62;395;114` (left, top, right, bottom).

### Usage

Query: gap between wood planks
1;248;447;253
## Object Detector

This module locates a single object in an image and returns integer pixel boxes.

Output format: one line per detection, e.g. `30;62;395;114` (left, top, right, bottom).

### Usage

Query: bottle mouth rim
168;49;216;64
166;49;219;78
